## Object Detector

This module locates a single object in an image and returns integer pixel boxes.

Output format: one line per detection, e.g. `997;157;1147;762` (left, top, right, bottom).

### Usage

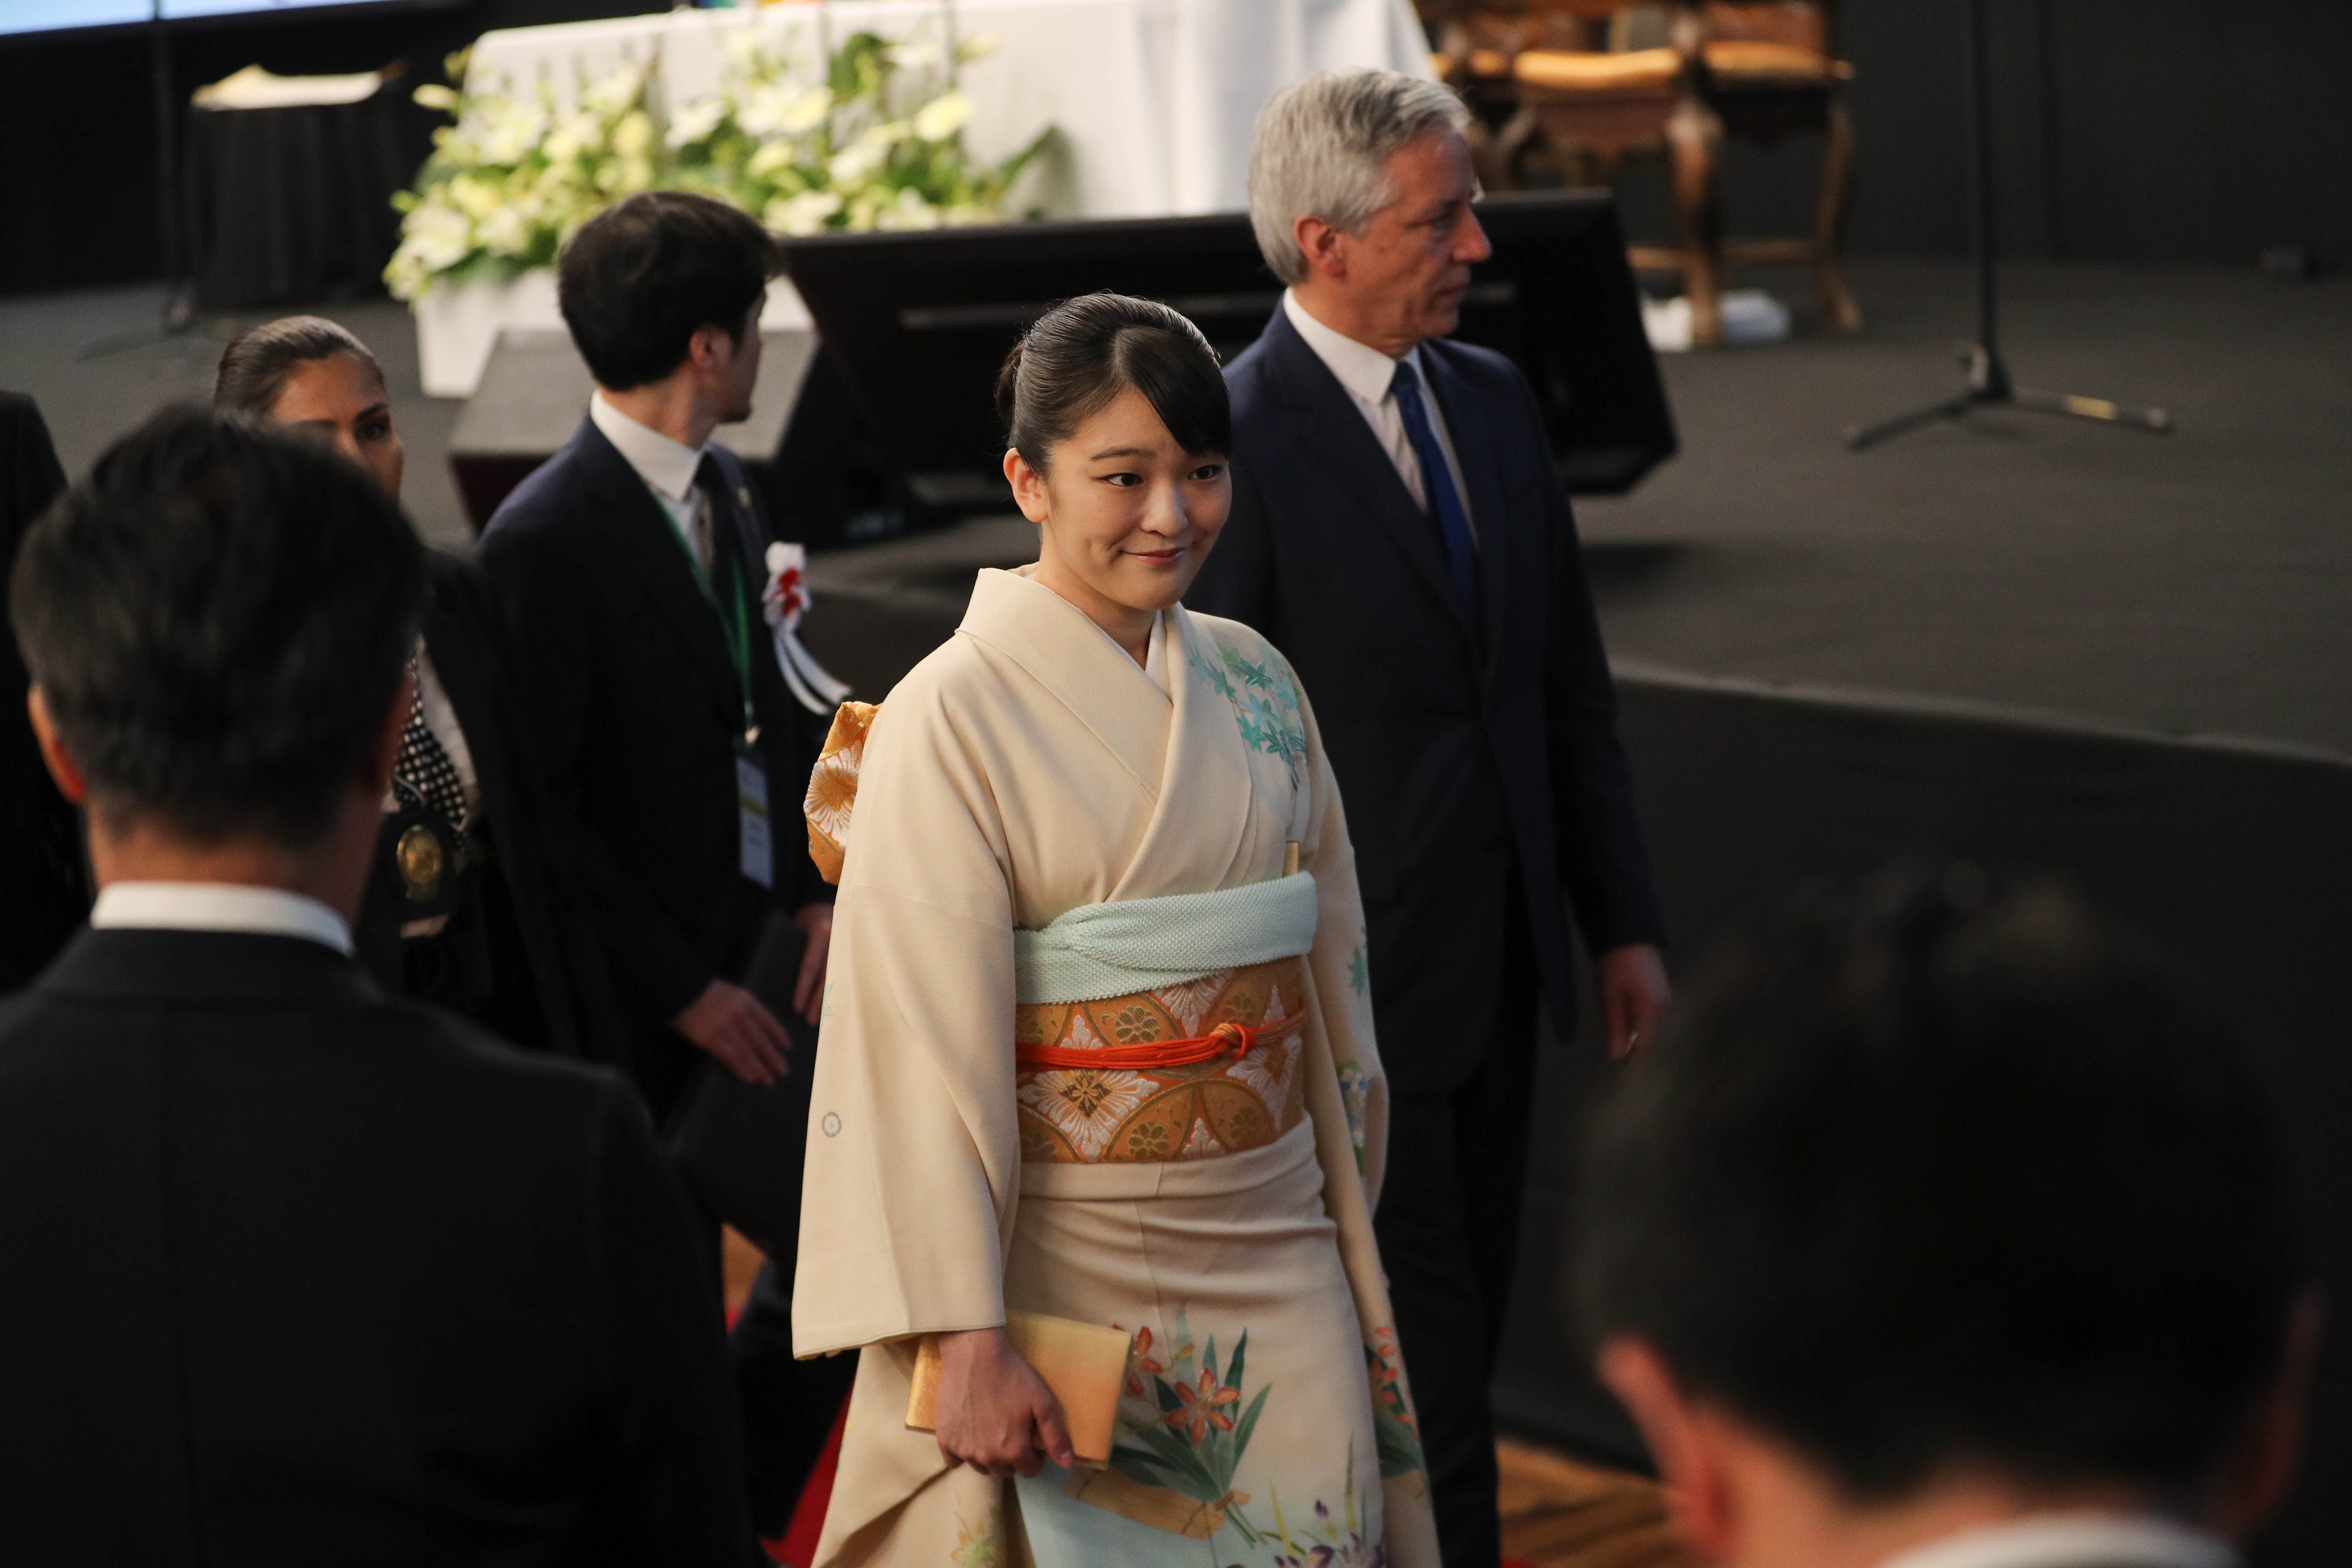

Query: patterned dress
793;567;1436;1568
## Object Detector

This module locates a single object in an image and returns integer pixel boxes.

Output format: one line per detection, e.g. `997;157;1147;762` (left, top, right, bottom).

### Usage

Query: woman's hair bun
999;293;1229;472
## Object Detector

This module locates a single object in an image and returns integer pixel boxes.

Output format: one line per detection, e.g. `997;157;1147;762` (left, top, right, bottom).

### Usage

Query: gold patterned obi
1015;957;1309;1165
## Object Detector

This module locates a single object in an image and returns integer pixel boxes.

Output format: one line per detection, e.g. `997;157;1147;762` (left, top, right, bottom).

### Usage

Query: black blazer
0;391;85;992
1188;307;1663;1091
477;420;827;1113
354;550;616;1063
0;927;754;1566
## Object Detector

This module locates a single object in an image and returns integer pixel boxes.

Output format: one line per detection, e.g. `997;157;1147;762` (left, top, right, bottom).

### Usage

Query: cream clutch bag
905;1311;1137;1466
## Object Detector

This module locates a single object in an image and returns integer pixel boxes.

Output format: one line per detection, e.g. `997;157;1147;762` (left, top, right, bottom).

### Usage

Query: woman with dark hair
215;317;601;1060
793;294;1437;1568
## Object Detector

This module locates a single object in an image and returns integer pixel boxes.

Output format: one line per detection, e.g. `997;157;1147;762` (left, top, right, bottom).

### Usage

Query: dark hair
559;190;783;390
994;293;1230;472
9;405;425;847
1575;862;2304;1501
214;315;383;416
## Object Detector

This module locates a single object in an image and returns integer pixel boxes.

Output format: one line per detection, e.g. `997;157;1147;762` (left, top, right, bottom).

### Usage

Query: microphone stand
1845;0;2168;450
81;0;199;360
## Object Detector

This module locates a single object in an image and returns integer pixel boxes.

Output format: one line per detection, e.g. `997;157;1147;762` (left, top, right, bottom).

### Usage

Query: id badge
737;746;773;889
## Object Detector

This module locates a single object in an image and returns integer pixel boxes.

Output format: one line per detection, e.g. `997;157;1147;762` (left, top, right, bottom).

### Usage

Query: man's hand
672;978;791;1085
791;902;833;1027
934;1326;1076;1478
1598;943;1671;1061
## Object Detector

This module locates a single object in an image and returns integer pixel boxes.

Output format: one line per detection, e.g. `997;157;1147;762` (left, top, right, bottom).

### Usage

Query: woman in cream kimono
794;294;1437;1568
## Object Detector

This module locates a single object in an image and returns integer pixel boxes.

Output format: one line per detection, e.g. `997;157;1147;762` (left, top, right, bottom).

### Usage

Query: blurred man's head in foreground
1577;864;2316;1568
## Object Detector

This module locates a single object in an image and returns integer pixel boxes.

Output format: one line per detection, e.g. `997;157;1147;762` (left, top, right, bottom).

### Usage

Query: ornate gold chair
1684;1;1861;334
1423;1;1859;346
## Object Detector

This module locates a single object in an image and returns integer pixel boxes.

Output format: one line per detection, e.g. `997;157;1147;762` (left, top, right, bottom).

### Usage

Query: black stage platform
6;259;2350;1561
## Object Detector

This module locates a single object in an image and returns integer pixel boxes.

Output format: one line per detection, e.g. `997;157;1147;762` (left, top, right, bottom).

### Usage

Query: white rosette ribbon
763;541;853;715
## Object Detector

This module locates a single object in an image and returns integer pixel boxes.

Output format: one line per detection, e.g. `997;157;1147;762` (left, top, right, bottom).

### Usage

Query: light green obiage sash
1013;873;1319;1005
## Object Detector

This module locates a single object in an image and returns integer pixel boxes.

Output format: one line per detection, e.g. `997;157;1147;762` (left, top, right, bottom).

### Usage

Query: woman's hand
933;1326;1076;1477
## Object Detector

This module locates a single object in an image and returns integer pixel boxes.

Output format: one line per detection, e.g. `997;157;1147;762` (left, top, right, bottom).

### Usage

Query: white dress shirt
1281;288;1476;538
90;882;353;956
590;390;709;568
1878;1514;2238;1568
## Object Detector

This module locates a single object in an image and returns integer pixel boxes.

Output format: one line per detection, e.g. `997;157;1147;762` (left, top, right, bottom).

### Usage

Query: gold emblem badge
395;824;444;901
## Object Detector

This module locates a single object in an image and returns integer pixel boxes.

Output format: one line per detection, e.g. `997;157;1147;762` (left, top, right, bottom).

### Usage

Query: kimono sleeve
791;659;1023;1357
1284;653;1392;1210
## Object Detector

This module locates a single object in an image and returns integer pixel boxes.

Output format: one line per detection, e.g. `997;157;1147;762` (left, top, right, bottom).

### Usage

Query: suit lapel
1421;343;1514;679
565;421;738;713
418;560;507;833
1261;309;1479;648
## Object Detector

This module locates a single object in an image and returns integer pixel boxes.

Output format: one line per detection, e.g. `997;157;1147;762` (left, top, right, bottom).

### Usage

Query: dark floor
1579;259;2352;757
3;258;2346;753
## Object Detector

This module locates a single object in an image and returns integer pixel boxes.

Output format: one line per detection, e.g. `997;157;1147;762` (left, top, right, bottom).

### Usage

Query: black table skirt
184;86;426;310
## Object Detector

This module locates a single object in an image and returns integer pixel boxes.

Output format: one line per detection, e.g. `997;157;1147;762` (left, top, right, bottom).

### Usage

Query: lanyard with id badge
666;489;774;891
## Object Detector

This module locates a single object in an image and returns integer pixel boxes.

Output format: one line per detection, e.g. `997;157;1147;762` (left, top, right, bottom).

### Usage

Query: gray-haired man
1188;67;1671;1566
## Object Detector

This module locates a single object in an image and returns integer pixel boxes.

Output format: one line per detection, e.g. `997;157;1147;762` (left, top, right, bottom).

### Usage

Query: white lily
747;140;799;180
400;202;475;273
766;190;843;236
779;85;833;135
913;91;973;142
581;64;644;119
610;109;653;158
666;95;728;148
876;187;943;231
478;202;534;257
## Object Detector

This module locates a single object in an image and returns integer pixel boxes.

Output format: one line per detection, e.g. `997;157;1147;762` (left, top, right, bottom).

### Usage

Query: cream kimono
795;567;1437;1568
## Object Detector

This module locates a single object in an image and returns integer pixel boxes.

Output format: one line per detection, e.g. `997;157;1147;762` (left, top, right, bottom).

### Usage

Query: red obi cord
1016;1016;1298;1073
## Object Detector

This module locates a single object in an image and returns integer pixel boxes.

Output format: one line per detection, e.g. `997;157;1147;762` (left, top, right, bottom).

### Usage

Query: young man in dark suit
478;190;833;1121
476;190;849;1531
0;407;754;1565
1186;68;1672;1567
1578;866;2318;1568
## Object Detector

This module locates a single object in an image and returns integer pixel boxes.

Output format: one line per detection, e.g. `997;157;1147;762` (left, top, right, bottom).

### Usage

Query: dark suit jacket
0;391;85;992
1188;307;1663;1091
354;550;616;1063
477;420;828;1115
0;927;754;1566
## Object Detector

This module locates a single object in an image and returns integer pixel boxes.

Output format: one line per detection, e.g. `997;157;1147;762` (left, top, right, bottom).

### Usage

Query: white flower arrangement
387;50;662;301
386;27;1056;302
668;27;1051;239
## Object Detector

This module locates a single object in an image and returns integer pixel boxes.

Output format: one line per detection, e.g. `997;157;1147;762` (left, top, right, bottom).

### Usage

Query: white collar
1877;1514;2238;1568
590;390;705;505
1142;608;1171;698
1282;288;1424;407
90;882;354;956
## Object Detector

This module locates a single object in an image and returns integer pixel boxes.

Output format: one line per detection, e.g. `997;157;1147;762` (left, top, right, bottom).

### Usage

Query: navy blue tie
1389;359;1479;615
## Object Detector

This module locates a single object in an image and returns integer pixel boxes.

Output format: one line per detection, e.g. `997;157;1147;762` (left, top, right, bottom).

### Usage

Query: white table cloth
424;0;1430;395
463;0;1434;219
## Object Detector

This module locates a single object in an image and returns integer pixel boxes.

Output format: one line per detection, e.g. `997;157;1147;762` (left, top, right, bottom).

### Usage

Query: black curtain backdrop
3;0;2350;299
1494;667;2352;1567
0;0;640;300
186;85;422;309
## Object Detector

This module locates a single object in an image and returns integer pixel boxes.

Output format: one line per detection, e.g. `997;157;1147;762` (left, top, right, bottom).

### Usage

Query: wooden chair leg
1488;105;1541;193
1814;97;1863;332
1667;99;1724;346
